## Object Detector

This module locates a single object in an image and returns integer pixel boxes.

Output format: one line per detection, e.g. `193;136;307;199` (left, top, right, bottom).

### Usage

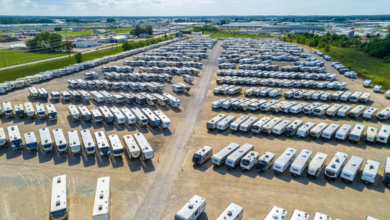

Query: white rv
256;152;275;172
14;104;25;117
310;122;328;139
0;128;6;147
239;116;259;133
154;110;171;128
39;127;54;152
303;103;322;115
307;152;328;178
50;91;61;100
110;107;126;125
123;135;140;159
361;160;379;184
340;91;352;102
60;91;71;101
349;92;362;102
131;107;148;127
68;130;81;155
264;206;287;220
91;91;104;103
365;126;377;144
383;157;390;187
363;107;378;120
174;195;206;220
230;115;249;132
337;105;352;117
211;99;226;109
68;105;80;121
3;102;14;118
52;128;67;154
321;123;340;140
378;107;390;121
226;143;254;169
217;115;236;131
108;134;124;157
29;87;39;98
77;106;91;121
251;117;271;134
313;104;330;117
290;103;308;114
120;108;136;125
290;210;309;220
133;133;154;160
290;149;313;177
94;131;110;157
326;104;343;117
141;108;160;127
24;102;35;118
272;119;292;136
273;147;297;174
207;114;227;130
24;132;38;151
285;119;303;137
313;213;331;220
7;125;24;150
80;129;96;155
50;175;68;220
340;156;364;183
349;105;366;118
240;151;260;171
262;117;283;135
335;124;352;141
216;203;243;220
324;152;348;180
91;108;103;123
35;104;46;119
46;104;58;120
163;93;181;107
349;124;365;143
92;177;110;220
212;143;240;167
377;125;390;145
78;90;91;102
192;146;213;165
359;92;371;103
99;106;114;123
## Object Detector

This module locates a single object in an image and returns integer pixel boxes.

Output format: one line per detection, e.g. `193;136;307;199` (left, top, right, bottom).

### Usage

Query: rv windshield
42;144;52;150
95;116;103;120
313;109;321;113
58;144;67;150
105;116;113;122
100;147;109;153
83;114;91;120
325;170;336;177
41;93;48;98
11;139;23;147
38;111;45;116
49;112;57;118
27;142;37;149
15;110;24;115
385;174;390;184
114;149;124;154
241;159;250;166
252;125;260;130
141;119;148;123
50;209;67;218
86;147;95;152
349;134;359;141
192;154;202;163
285;129;293;135
5;110;12;114
256;161;267;170
206;122;213;128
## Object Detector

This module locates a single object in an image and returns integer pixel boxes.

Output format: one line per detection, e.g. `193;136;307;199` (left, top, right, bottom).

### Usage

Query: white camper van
50;175;68;220
154;110;171;128
273;147;297;174
337;105;352;117
212;143;240;167
256;152;275;172
39;127;53;152
29;87;39;98
349;105;366;118
123;135;140;159
92;177;110;220
141;108;160;127
377;125;390;145
14;104;25;118
91;108;103;123
52;128;67;154
262;117;283;135
24;132;38;151
349;124;365;143
7;125;24;150
313;104;331;117
24;102;35;118
216;203;243;220
240;151;260;171
77;106;91;121
365;126;377;144
207;114;227;130
134;133;154;160
110;107;126;125
174;195;206;220
290;149;313;177
3;102;14;118
334;124;352;141
68;130;81;155
264;206;287;220
290;210;309;220
192;146;213;166
340;156;364;183
226;143;254;169
46;104;58;120
80;129;96;155
108;134;124;157
361;160;379;184
307;152;328;178
310;122;329;139
324;152;348;180
326;104;342;117
359;92;371;103
94;131;110;157
363;107;378;120
35;104;46;119
68;105;80;121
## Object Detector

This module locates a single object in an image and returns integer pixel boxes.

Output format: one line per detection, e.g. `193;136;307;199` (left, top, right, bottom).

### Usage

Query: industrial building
222;23;325;32
72;39;99;48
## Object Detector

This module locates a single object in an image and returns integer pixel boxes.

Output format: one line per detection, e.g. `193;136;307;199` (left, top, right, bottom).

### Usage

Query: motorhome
99;106;114;123
14;104;25;118
307;152;328;178
29;87;39;98
290;210;309;220
131;107;148;127
69;91;81;102
141;108;160;127
133;133;154;160
23;131;38;151
153;110;171;129
34;104;46;120
349;124;365;143
313;213;331;220
174;195;206;220
326;104;342;117
262;117;282;135
320;92;332;101
120;108;136;125
121;93;136;105
212;99;226;109
303;103;322;115
313;104;330;116
68;130;81;155
340;156;364;183
285;119;303;137
239;116;259;133
383;157;390;187
212;143;241;167
2;102;13;118
207;114;227;130
134;94;146;105
80;129;95;155
310;122;328;139
140;93;157;106
110;107;126;125
60;91;71;101
335;124;352;141
272;119;291;136
77;106;91;121
91;91;104;103
91;108;103;123
163;93;181;107
68;79;78;88
216;203;243;220
270;101;289;113
94;131;110;157
24;102;35;118
337;105;352;117
363;80;372;87
260;100;279;112
340;91;352;102
289;149;313;177
50;175;68;220
192;146;213;165
39;127;53;152
331;91;344;101
377;125;390;145
240;151;260;171
293;90;307;99
350;105;366;118
349;92;362;102
108;134;124;157
92;177;110;220
361;160;379;184
273;147;297;174
226;143;254;169
365;126;377;144
251;117;271;134
311;91;325;100
280;102;297;113
321;123;340;140
264;206;287;220
363;107;378;120
46;104;58;120
302;90;315;99
68;105;80;121
231;98;249;110
290;103;308;114
378;107;390;121
269;88;282;97
7;125;23;150
217;115;236;131
100;91;114;103
284;89;299;99
123;135;140;159
52;128;67;154
256;152;275;172
324;152;348;180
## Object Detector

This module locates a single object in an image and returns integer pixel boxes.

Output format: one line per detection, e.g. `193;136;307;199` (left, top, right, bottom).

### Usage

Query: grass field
59;27;133;36
206;32;275;39
59;30;94;35
325;47;390;89
0;49;67;68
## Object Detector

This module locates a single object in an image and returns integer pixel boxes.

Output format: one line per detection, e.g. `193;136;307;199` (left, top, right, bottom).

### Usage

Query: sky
0;0;389;16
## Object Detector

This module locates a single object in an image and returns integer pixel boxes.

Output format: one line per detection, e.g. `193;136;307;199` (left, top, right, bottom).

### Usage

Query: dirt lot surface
0;40;389;220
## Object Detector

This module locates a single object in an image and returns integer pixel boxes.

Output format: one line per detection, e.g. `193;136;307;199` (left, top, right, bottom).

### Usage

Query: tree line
192;25;218;33
122;35;173;51
130;25;153;37
25;32;73;53
0;17;53;24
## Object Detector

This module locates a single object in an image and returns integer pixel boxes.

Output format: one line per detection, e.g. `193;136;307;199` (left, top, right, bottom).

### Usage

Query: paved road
131;41;222;220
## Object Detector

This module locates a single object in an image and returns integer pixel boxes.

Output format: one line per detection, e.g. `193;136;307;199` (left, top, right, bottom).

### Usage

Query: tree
54;27;62;31
221;19;227;25
61;41;74;56
145;25;153;35
75;52;83;63
107;18;115;23
25;32;63;51
325;44;330;53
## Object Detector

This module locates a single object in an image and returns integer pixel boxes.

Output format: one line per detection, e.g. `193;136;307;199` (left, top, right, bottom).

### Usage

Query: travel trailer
212;143;240;167
174;195;206;220
273;148;297;174
192;146;213;166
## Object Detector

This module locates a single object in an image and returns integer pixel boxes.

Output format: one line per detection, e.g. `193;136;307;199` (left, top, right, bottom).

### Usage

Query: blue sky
0;0;389;16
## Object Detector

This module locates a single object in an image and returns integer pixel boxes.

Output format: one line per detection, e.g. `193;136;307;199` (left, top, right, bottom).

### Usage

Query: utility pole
1;51;6;67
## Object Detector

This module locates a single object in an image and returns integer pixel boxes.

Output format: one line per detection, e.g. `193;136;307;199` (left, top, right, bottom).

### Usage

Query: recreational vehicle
110;107;126;125
94;131;110;157
50;175;68;220
290;210;309;220
217;115;236;131
29;87;39;98
24;102;35;118
108;134;124;157
321;123;340;140
285;119;303;137
52;128;67;154
273;147;297;174
307;152;328;178
163;93;181;107
131;107;148;127
349;124;365;143
290;149;313;177
349;105;366;118
251;117;271;134
35;104;47;119
133;133;154;160
349;92;362;102
340;156;364;183
226;143;254;169
192;146;213;165
377;125;390;145
174;195;206;220
264;206;287;220
92;177;110;220
326;104;342;117
324;152;348;180
207;114;227;130
337;105;352;117
80;129;96;155
365;126;377;144
239;116;259;133
335;124;352;141
46;104;58;120
99;106;114;123
310;122;328;139
240;151;260;171
91;108;103;123
141;108;160;127
77;106;91;121
359;93;371;103
7;125;23;150
91;91;104;103
123;135;140;159
383;158;390;187
313;213;331;220
272;119;292;136
68;130;81;155
212;143;240;167
14;104;25;117
313;104;331;116
361;160;379;184
290;103;308;114
39;127;53;152
24;132;38;151
340;91;352;102
69;91;80;101
211;99;226;109
303;103;322;115
216;203;243;220
378;107;390;121
363;107;378;120
262;117;282;135
3;102;14;118
60;91;71;101
256;152;275;172
68;105;80;121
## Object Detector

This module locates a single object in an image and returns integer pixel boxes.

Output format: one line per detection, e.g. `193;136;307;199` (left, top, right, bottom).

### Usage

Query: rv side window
195;209;199;216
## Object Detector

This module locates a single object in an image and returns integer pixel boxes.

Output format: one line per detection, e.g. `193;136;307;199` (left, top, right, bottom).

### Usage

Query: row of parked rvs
1;101;58;120
123;60;204;69
138;66;201;75
68;78;165;92
194;143;390;185
104;72;174;82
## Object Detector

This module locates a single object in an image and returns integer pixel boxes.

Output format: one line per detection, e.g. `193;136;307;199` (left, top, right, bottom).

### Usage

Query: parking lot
0;39;389;219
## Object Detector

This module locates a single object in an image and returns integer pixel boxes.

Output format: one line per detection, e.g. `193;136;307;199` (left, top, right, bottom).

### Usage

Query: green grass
58;27;133;35
0;49;67;68
206;31;275;39
59;30;94;35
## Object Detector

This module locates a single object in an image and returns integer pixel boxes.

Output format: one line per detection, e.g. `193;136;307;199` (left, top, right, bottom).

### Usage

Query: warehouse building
222;23;325;32
73;39;99;48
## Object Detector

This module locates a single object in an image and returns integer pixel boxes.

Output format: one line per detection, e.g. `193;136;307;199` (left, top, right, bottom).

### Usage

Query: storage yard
0;37;389;220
